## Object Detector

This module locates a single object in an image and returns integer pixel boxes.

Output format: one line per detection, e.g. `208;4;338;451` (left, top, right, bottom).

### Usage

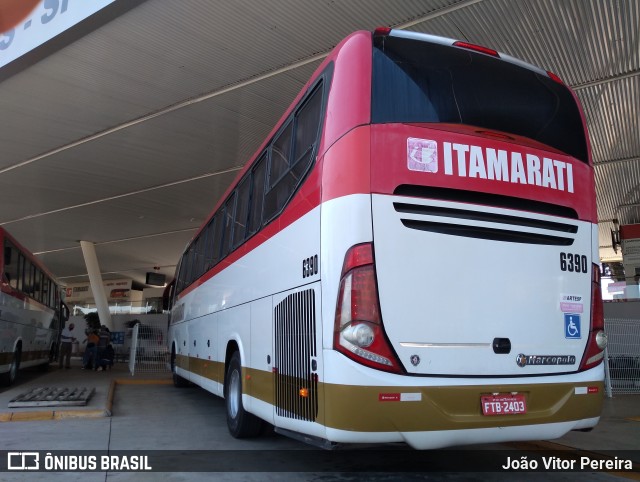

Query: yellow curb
9;411;55;421
626;416;640;422
0;378;172;422
114;378;172;385
53;409;109;419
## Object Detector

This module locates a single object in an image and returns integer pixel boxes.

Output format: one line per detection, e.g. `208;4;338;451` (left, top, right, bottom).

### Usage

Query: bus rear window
372;36;588;163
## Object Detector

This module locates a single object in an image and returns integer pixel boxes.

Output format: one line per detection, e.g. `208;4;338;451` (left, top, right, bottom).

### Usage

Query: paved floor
0;358;638;481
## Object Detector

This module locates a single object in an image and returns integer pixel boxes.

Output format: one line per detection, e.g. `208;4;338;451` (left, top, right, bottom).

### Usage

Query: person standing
95;325;110;371
58;322;76;369
82;329;99;369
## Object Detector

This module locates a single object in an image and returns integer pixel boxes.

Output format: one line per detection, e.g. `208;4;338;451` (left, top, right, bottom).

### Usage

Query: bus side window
175;258;186;294
23;259;34;295
232;176;251;248
203;216;217;272
183;246;195;289
247;154;267;236
33;269;43;302
264;122;294;221
193;233;206;280
221;193;237;259
16;254;24;292
292;84;323;181
210;211;224;268
3;243;18;289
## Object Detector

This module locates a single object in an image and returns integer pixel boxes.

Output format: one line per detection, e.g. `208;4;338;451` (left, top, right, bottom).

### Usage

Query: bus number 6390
560;252;588;273
303;255;318;278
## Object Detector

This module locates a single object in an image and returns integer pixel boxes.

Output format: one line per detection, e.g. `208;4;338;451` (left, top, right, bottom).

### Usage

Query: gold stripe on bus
319;382;604;431
0;350;50;365
245;366;274;403
178;357;603;432
176;355;224;383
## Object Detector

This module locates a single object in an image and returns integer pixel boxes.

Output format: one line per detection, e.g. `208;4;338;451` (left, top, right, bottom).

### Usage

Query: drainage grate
8;387;95;408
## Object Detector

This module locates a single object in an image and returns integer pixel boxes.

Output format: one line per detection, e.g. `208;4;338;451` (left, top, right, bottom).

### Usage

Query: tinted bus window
233;176;251;248
3;242;18;289
247;155;267;236
292;84;322;180
264;122;294;220
204;217;217;271
183;247;195;288
33;269;43;302
24;259;34;296
222;194;236;258
16;254;25;292
210;211;224;267
193;234;206;280
372;36;588;163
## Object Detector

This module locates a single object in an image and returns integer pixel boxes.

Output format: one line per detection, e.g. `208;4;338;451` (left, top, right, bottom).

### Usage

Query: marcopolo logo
516;354;576;368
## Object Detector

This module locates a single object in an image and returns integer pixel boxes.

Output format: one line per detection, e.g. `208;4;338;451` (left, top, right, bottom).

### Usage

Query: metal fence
604;318;640;396
128;318;170;375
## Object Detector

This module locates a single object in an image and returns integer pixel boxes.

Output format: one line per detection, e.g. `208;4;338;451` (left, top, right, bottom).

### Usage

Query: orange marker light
299;388;309;398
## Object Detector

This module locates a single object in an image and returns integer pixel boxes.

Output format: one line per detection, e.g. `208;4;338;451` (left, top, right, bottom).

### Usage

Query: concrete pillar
80;240;113;331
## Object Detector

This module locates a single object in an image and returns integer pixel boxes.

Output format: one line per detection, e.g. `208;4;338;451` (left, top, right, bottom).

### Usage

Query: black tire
224;351;262;438
171;346;190;388
1;347;21;386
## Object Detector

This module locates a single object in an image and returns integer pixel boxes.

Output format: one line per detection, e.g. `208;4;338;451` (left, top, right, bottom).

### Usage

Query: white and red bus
0;227;68;385
167;28;606;449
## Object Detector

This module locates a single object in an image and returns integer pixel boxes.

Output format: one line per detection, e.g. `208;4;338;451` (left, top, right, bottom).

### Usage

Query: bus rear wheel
1;347;20;386
224;351;262;438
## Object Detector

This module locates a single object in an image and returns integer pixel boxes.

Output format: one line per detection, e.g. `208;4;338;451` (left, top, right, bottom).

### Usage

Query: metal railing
128;318;170;375
604;318;640;396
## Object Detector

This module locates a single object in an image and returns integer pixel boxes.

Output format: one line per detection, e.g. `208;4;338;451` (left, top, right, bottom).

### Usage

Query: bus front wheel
224;351;262;438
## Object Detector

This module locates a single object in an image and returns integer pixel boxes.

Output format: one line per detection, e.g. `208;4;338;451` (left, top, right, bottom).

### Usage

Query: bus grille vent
274;289;318;422
394;202;577;246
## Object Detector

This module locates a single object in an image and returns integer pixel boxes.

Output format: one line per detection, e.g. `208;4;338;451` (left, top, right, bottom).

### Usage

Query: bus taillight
334;243;403;374
579;264;607;371
373;26;391;38
452;40;499;58
546;70;565;84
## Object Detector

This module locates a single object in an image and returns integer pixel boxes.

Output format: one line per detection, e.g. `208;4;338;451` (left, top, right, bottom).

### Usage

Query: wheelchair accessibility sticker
564;314;581;339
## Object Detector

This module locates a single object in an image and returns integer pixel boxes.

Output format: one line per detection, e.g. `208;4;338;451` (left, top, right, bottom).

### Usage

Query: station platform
0;358;638;480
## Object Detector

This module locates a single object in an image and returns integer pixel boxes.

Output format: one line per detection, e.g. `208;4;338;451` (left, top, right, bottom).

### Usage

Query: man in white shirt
58;323;76;369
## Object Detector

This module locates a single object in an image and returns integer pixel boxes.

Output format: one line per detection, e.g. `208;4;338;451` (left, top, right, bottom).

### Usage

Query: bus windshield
372;35;588;163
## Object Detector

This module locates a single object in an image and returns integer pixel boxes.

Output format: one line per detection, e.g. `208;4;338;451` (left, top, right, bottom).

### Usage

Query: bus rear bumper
324;417;601;450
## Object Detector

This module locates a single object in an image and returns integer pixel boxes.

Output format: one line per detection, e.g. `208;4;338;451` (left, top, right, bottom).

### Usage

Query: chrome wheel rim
228;369;240;418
